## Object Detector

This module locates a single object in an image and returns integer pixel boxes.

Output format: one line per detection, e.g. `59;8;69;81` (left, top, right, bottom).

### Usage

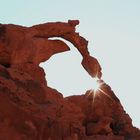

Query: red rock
0;20;139;140
84;135;124;140
86;117;113;135
82;55;102;78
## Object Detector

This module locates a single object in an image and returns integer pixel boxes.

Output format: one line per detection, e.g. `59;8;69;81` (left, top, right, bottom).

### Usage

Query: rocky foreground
0;20;139;140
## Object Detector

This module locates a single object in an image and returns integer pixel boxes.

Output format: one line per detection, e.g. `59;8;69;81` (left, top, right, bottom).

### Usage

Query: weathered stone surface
0;20;139;140
84;135;124;140
0;20;102;79
67;81;140;139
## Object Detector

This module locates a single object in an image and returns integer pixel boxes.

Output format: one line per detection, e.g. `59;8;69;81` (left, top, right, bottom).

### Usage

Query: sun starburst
86;77;112;105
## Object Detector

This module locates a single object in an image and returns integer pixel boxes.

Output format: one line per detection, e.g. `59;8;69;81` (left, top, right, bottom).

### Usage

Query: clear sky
0;0;140;128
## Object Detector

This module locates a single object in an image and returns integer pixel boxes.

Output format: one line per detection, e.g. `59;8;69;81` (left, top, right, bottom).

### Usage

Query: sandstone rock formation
0;20;139;140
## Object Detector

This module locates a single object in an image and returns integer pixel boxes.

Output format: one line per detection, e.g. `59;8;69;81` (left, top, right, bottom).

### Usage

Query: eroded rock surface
0;21;139;140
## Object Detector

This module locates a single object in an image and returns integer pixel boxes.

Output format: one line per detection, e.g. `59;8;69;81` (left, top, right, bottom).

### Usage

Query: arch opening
40;38;95;97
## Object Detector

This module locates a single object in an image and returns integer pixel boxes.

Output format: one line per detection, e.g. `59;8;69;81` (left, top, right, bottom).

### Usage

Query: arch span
32;20;102;78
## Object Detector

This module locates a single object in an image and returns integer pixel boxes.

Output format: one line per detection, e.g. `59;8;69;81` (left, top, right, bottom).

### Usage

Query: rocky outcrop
0;20;139;140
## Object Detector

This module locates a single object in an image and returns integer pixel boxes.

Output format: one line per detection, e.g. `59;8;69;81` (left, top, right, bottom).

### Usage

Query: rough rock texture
0;20;139;140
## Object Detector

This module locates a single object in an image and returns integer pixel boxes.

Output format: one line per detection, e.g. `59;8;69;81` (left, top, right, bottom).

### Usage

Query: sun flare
87;78;113;105
86;78;104;104
91;77;101;93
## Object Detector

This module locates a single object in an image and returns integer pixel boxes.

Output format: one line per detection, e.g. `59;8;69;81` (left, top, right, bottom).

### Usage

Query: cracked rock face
0;20;139;140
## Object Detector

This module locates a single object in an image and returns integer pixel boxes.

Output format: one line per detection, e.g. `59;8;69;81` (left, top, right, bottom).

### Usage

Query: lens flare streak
87;78;113;104
98;88;113;101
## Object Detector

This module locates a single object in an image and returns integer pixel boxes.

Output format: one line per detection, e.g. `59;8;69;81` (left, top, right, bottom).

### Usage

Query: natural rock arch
0;20;102;85
0;20;140;140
